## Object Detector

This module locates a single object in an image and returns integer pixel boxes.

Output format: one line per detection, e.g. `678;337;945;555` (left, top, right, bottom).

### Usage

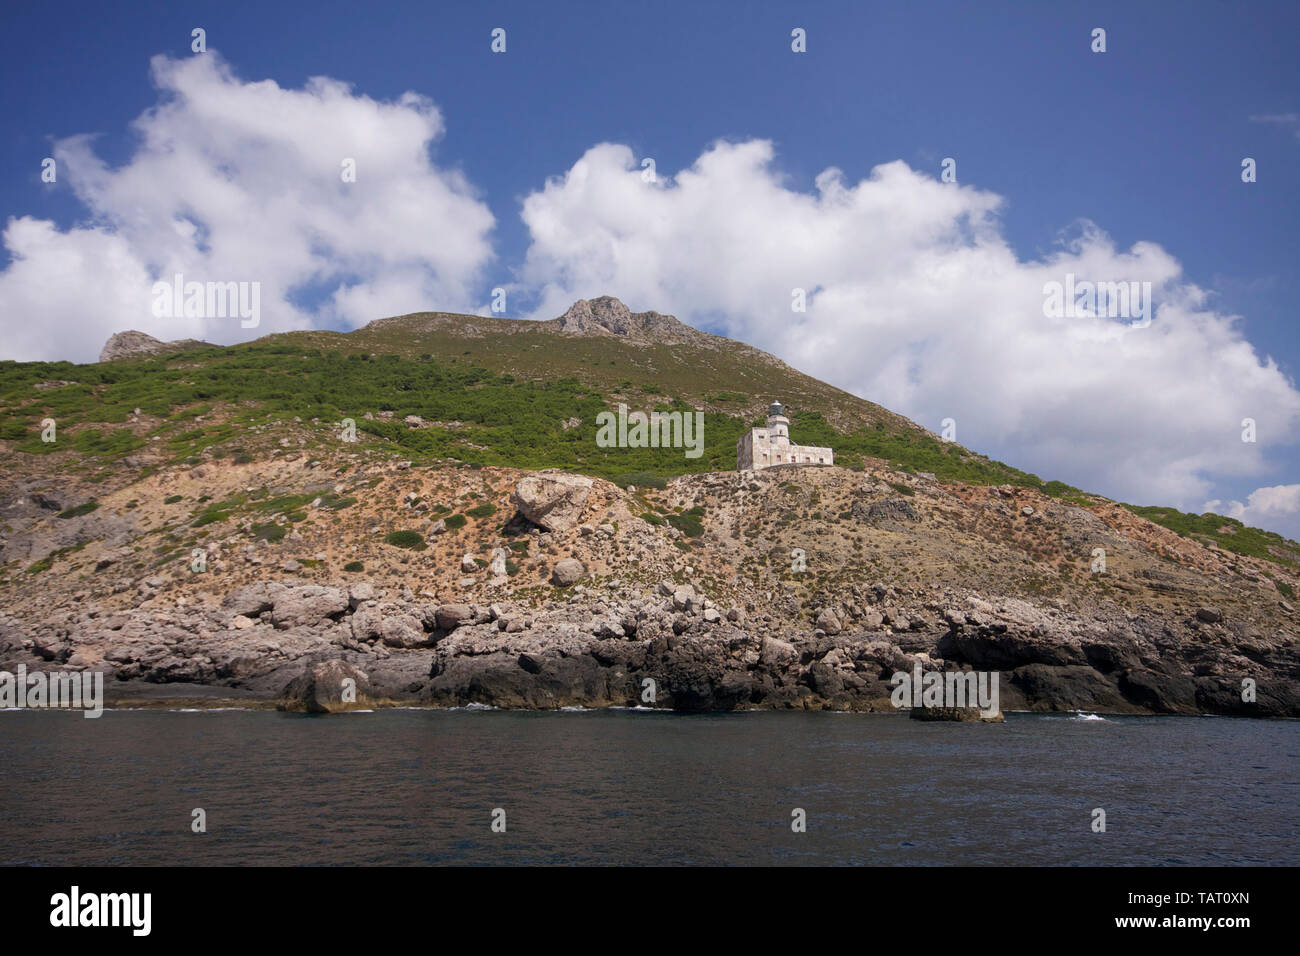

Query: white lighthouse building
736;401;834;471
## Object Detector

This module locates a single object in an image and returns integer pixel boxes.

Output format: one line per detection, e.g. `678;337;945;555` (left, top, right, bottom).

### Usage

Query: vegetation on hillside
1;326;1295;567
1122;504;1299;568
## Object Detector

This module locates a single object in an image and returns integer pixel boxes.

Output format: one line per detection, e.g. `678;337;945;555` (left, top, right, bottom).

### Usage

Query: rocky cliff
0;448;1294;716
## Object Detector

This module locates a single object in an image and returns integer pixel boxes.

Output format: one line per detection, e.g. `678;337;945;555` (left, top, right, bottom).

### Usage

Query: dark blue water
0;709;1294;865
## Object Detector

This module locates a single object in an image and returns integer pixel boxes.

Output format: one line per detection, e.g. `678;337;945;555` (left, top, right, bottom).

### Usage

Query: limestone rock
98;330;207;363
511;474;593;531
816;607;843;636
551;558;585;587
278;660;371;713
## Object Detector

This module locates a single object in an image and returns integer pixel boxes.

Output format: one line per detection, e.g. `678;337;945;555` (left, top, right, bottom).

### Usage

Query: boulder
760;636;798;667
816;607;843;636
511;473;593;531
222;582;287;618
270;586;349;629
551;558;585;587
380;613;429;649
435;604;476;631
278;660;371;713
348;582;375;609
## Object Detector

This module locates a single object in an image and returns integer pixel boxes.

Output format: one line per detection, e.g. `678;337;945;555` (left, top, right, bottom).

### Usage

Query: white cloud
518;140;1300;519
1249;113;1300;140
0;52;494;361
1205;484;1300;540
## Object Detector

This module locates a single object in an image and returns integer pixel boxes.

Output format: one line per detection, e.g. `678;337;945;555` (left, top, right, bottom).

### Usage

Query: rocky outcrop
3;561;1291;719
910;705;1004;722
98;330;207;363
548;296;713;348
511;473;593;531
278;660;372;713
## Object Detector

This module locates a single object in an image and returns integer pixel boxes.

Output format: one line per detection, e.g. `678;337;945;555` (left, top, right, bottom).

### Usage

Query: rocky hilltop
545;296;718;348
99;330;209;363
1;297;1296;717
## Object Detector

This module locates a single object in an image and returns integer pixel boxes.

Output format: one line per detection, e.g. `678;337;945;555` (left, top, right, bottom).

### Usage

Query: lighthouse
735;401;834;471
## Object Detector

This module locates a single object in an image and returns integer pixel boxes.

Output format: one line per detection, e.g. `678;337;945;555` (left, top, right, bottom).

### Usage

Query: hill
0;296;1296;716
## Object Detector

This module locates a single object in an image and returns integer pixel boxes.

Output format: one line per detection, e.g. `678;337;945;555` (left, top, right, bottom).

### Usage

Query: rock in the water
910;704;1004;722
278;660;371;713
511;473;593;531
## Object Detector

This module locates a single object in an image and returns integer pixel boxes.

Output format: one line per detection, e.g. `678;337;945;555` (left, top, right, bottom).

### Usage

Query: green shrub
384;530;427;550
614;472;667;490
466;502;498;519
253;522;286;543
444;514;467;531
641;512;665;525
666;512;704;538
343;561;364;572
57;501;99;519
193;509;230;527
164;495;183;504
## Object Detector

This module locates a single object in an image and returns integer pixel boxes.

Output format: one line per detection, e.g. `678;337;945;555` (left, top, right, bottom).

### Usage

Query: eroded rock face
279;660;371;713
98;330;206;363
270;586;349;629
511;473;593;531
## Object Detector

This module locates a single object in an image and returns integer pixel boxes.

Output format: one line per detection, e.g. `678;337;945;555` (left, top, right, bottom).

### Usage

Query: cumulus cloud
0;52;494;361
518;140;1300;518
1205;484;1300;538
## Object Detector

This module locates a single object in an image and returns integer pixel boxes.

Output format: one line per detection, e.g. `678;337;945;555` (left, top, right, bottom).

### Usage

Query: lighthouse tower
735;400;834;471
766;401;790;439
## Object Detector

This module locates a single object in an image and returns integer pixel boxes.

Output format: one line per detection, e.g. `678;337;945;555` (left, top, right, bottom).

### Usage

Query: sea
1;708;1294;865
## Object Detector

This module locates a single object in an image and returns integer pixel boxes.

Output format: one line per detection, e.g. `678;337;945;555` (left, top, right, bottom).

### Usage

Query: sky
1;0;1297;538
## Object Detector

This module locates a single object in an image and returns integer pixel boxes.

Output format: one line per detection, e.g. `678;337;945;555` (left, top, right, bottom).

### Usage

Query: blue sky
1;0;1298;536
